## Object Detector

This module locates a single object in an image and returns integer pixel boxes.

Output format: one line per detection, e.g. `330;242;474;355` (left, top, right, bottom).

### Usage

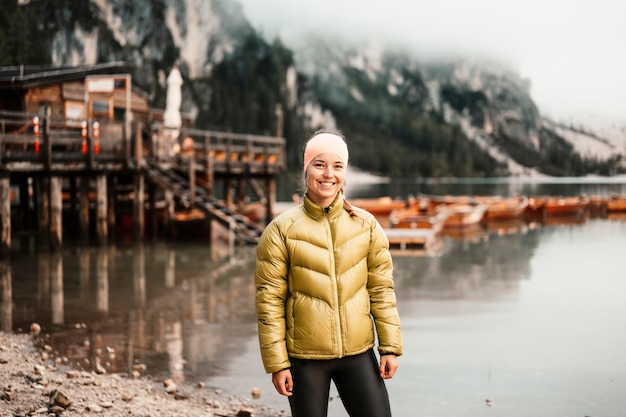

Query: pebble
0;331;285;417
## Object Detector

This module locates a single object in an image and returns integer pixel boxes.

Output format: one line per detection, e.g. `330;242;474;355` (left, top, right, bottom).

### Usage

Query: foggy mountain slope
288;37;624;174
6;0;624;176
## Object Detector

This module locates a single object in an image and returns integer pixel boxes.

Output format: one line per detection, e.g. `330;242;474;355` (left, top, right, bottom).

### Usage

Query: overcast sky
238;0;625;127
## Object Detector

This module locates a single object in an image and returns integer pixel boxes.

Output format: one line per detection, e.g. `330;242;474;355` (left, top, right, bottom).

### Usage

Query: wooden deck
384;228;441;250
0;110;286;251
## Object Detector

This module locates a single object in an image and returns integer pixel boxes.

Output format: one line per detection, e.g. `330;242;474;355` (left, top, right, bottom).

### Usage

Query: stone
49;389;71;409
30;323;41;335
86;403;103;412
236;409;254;417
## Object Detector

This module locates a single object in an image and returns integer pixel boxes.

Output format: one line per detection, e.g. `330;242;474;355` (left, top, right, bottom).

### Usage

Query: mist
238;0;626;127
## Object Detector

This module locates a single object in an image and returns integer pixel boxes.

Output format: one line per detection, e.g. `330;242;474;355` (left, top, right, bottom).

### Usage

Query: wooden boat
387;203;448;250
389;205;449;231
482;196;528;222
419;193;528;222
441;203;488;228
588;195;608;215
526;195;590;219
351;196;408;227
606;194;626;213
419;193;475;210
586;194;626;216
384;227;442;251
350;196;408;215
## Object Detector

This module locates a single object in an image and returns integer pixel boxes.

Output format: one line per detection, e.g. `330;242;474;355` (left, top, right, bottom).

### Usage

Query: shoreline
1;331;287;417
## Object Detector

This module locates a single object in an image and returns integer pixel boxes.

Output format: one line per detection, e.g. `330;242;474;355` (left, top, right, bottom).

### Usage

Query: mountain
2;0;624;177
289;38;625;177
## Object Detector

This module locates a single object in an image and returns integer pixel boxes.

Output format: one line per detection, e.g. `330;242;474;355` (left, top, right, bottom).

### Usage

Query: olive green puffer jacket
255;193;403;374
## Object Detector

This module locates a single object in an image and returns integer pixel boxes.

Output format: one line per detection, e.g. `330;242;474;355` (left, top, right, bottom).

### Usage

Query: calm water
3;178;626;417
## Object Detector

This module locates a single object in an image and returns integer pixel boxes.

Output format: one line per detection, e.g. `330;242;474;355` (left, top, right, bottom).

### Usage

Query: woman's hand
379;354;399;379
271;369;293;396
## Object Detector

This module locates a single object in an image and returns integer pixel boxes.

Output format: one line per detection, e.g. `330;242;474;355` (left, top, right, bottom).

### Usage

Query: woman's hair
299;129;361;218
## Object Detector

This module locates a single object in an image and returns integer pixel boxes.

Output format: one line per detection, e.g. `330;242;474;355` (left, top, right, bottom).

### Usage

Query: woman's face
305;153;346;207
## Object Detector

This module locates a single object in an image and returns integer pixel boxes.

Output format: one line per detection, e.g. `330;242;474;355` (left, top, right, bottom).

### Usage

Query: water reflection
392;224;540;303
8;242;258;383
0;214;567;382
3;208;626;417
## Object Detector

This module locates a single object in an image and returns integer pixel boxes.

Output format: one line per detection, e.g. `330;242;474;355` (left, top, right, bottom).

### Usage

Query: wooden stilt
107;177;116;239
148;182;157;240
69;176;78;221
96;248;109;312
79;177;90;242
164;190;174;236
49;177;62;251
133;244;146;307
237;176;246;212
37;177;49;243
224;178;233;206
133;174;144;240
19;177;30;230
0;177;10;256
78;248;90;301
37;256;50;313
96;174;108;245
165;249;175;288
133;122;145;240
50;253;64;324
0;263;11;332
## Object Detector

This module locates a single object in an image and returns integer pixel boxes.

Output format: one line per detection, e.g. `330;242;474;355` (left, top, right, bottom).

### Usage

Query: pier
0;109;285;254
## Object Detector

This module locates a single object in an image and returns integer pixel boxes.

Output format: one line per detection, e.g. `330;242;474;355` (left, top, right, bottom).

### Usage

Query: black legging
288;349;392;417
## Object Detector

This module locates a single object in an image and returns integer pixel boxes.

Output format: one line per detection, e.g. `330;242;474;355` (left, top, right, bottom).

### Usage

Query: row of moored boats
348;193;626;250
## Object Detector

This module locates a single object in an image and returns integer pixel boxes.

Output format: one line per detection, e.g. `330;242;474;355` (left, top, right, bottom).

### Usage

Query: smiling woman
254;130;403;417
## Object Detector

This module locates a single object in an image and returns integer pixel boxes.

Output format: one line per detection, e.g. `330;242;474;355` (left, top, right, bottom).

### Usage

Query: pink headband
303;133;349;172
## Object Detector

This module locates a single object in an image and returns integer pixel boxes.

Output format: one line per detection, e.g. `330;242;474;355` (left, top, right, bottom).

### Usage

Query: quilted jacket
255;192;403;374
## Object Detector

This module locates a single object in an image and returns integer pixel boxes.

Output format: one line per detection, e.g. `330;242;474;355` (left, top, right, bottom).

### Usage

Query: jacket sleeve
367;219;403;356
255;220;291;373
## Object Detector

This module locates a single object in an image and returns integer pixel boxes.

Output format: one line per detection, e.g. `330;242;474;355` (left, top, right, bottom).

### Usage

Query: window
90;97;113;120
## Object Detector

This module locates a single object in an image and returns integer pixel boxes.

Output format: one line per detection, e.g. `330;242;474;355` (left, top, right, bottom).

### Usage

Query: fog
238;0;626;127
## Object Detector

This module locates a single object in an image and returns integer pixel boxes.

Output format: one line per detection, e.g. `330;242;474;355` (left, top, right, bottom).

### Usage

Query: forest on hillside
1;0;623;178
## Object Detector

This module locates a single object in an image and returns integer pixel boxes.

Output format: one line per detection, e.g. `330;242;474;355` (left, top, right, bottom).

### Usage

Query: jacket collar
303;192;344;221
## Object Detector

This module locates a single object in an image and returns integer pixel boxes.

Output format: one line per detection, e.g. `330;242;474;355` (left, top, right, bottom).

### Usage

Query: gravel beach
0;331;287;417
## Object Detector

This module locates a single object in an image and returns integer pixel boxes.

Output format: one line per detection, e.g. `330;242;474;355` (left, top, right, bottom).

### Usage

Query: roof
0;62;131;89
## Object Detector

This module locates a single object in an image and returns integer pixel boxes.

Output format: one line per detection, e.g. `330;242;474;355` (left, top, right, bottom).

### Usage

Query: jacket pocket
290;294;336;354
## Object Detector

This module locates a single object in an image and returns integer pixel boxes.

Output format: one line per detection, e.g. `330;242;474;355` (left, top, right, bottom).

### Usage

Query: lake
3;177;626;417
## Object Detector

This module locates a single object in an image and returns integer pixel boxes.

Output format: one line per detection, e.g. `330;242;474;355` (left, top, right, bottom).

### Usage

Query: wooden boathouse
0;63;286;255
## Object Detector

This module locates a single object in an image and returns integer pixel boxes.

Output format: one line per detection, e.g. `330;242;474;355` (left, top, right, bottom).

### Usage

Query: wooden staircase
144;160;263;245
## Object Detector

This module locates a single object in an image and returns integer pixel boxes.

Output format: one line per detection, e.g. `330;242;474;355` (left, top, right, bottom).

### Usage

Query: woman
255;131;403;417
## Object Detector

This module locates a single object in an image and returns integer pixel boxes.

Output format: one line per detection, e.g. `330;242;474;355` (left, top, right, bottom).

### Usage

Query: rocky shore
0;331;286;417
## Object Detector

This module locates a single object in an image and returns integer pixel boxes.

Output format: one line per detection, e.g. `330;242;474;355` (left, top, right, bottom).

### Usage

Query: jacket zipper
325;211;343;357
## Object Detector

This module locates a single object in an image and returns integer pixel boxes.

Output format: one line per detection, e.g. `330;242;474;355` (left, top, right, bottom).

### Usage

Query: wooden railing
174;127;286;175
0;110;285;175
0;110;130;170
